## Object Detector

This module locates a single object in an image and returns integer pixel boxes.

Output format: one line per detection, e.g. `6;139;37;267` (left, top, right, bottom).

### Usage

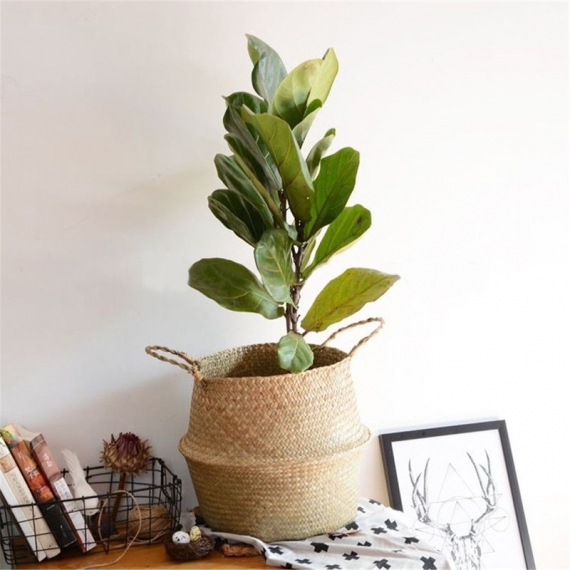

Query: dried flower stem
111;472;127;522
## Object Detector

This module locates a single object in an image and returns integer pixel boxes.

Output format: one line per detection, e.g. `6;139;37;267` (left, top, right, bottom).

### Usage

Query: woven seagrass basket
146;318;382;542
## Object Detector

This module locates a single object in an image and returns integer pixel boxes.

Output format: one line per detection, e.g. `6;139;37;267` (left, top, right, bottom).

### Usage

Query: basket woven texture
183;344;369;541
183;344;369;461
146;319;382;542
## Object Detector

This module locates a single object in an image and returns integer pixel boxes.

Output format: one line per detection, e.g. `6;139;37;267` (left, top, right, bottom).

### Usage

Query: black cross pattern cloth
210;498;456;569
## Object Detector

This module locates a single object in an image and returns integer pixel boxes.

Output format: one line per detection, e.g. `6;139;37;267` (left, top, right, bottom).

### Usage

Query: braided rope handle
322;317;385;357
145;346;204;382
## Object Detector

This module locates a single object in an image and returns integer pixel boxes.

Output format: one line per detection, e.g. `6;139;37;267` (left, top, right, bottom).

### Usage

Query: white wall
1;2;568;568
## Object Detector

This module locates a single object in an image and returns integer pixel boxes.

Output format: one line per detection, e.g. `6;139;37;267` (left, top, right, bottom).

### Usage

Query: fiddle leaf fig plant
189;35;399;373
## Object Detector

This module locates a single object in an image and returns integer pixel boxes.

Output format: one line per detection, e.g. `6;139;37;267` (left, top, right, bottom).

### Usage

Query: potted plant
147;35;398;542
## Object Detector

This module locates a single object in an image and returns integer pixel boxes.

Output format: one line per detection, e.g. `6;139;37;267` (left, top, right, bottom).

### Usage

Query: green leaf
270;48;337;130
270;58;322;127
303;205;371;277
291;107;321;148
277;332;314;373
300;234;318;273
223;93;281;186
242;111;314;222
306;128;336;177
305;147;360;237
208;190;267;246
214;154;274;228
189;258;284;319
223;92;268;123
306;48;339;114
246;35;287;103
254;229;295;304
301;268;400;332
223;105;281;199
225;143;286;233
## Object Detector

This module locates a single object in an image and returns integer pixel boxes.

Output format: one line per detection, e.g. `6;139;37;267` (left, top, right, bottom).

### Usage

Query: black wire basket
0;457;182;565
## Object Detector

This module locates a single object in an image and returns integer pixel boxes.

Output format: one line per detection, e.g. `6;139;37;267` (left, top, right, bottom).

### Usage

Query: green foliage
254;230;295;304
269;48;338;132
242;111;314;222
208;189;267;246
277;332;314;373
306;128;336;177
246;35;287;103
188;35;399;372
303;205;372;278
305;147;360;238
189;258;284;319
301;269;400;333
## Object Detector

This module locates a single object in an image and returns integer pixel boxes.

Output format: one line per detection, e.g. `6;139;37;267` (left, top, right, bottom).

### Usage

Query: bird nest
164;533;215;561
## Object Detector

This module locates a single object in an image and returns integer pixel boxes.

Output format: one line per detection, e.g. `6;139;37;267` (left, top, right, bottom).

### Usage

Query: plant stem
288;253;302;333
287;219;305;334
111;472;127;522
279;189;294;334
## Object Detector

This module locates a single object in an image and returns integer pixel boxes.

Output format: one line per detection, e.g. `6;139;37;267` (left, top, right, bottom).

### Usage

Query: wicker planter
146;319;381;542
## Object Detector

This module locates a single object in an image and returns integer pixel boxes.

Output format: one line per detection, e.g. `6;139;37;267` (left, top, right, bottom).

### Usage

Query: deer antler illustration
467;451;497;530
409;452;499;570
409;458;450;533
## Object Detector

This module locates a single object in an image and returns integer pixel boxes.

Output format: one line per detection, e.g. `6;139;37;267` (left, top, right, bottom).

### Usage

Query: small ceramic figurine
172;531;191;544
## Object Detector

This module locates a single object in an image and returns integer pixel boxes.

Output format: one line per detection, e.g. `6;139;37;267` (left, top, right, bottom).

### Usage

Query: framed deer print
379;420;535;569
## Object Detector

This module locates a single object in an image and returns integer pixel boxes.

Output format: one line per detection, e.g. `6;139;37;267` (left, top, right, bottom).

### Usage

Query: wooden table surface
16;543;267;569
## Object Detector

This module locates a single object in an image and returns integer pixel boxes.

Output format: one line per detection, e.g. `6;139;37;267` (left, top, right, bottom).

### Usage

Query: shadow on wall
8;372;199;513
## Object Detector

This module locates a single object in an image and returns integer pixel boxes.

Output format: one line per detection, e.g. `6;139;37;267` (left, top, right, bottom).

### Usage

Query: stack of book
0;423;96;562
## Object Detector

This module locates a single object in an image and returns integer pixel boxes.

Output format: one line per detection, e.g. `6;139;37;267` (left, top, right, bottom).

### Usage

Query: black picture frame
379;420;535;569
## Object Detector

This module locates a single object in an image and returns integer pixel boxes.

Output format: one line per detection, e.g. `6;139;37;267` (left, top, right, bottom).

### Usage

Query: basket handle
145;346;204;382
321;317;385;357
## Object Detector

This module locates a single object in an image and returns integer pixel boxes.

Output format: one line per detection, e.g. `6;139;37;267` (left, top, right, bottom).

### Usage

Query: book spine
30;434;96;552
1;425;76;549
0;435;58;560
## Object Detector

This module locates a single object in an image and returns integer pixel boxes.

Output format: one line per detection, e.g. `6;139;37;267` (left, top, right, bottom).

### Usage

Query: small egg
172;531;191;544
189;526;202;542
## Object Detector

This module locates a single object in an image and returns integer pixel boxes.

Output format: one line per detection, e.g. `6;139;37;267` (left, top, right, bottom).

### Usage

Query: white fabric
211;498;457;569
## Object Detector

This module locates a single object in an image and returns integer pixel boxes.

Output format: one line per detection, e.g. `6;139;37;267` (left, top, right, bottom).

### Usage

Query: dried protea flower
101;432;151;475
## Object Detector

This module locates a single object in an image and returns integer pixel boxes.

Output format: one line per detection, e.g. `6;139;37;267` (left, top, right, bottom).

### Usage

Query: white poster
381;421;534;569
